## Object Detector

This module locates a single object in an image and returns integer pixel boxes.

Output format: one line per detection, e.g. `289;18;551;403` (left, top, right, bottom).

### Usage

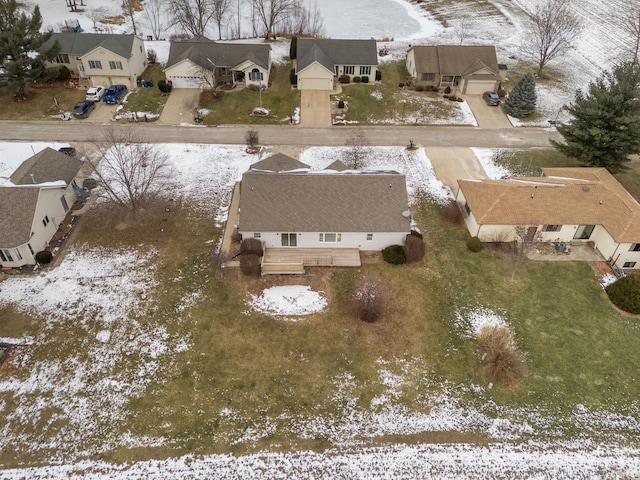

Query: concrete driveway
299;90;331;128
426;147;489;196
157;88;202;125
465;95;513;129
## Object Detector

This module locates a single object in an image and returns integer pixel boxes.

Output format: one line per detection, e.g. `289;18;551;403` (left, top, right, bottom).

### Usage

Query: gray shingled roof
239;171;410;233
165;37;271;70
324;160;348;171
296;38;378;74
10;148;83;186
0;188;41;247
250;154;309;172
41;33;138;59
411;45;499;77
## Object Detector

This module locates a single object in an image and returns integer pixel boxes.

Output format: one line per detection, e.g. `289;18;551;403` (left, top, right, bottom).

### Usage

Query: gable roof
250;154;309;172
410;45;499;77
296;38;378;74
41;33;139;59
165;37;271;71
324;160;348;171
10;148;83;186
0;188;41;247
239;170;410;233
457;168;640;243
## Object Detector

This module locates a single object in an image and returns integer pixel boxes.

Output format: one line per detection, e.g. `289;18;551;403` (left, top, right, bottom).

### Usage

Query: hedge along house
456;168;640;271
237;154;411;274
41;33;147;89
0;148;86;268
163;36;272;89
406;45;505;94
295;38;379;90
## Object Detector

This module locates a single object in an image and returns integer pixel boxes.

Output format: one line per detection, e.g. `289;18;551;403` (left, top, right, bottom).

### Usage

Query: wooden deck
262;247;361;275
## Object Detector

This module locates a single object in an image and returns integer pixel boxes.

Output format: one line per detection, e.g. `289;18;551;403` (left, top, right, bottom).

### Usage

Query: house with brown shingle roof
164;36;271;89
0;148;86;268
237;155;411;271
406;45;505;93
455;167;640;270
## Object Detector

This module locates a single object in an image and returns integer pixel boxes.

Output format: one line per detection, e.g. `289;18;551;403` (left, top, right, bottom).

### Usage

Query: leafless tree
508;225;542;281
121;0;139;35
453;13;472;46
89;128;171;217
522;0;582;77
211;0;234;40
343;130;370;169
245;129;259;152
618;6;640;64
144;0;168;40
86;7;110;29
170;0;216;37
250;0;296;38
66;0;78;12
353;276;385;322
279;0;325;36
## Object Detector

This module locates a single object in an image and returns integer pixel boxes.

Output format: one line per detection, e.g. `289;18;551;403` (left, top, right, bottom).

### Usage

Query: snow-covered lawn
247;286;328;319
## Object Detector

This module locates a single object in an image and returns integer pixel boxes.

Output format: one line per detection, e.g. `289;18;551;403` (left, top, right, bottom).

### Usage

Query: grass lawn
199;63;300;125
0;85;86;120
119;64;168;116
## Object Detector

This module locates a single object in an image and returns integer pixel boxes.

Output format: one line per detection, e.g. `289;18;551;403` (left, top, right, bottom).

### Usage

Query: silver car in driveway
483;91;501;106
85;86;105;101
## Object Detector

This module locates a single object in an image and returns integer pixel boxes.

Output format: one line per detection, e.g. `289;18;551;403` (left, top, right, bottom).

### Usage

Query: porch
261;247;361;275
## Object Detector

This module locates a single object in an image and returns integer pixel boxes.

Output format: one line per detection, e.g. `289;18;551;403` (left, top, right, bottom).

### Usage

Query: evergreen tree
504;73;537;118
551;63;640;173
0;0;59;94
289;36;297;59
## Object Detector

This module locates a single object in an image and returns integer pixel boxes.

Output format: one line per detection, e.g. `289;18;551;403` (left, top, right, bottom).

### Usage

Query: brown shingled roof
250;153;309;172
239;171;411;233
457;168;640;243
10;148;83;186
410;45;499;77
0;188;41;247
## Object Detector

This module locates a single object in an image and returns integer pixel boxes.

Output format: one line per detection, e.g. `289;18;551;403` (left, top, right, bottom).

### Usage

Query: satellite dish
402;210;411;218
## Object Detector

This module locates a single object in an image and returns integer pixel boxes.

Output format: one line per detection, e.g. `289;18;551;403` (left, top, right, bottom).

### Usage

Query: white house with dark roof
295;38;379;90
0;148;86;268
456;168;640;270
41;33;147;88
164;36;271;89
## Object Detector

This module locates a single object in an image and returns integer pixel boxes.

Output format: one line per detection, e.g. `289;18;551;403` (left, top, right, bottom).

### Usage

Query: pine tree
551;63;640;173
504;73;537;118
0;0;59;94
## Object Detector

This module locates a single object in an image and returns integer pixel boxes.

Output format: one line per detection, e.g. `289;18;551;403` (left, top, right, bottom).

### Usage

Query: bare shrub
240;254;261;276
442;200;463;224
245;129;259;152
403;234;425;263
478;325;527;387
353;278;385;322
240;238;263;256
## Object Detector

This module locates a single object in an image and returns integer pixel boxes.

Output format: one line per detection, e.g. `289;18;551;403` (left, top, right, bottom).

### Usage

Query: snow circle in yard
96;330;111;343
248;286;327;319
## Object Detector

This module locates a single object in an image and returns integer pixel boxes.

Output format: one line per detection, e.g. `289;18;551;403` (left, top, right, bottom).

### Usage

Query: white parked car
85;86;105;102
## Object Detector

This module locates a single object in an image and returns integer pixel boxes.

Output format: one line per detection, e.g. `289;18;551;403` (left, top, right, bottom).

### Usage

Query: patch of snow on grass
471;148;514;179
600;273;618;289
248;286;327;318
454;308;508;340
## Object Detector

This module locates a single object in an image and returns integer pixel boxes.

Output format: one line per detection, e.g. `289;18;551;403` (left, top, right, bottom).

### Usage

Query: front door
281;233;297;247
574;225;595;240
526;226;538;241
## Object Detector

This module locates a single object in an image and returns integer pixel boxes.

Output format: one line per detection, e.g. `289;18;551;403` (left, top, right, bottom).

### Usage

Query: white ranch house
41;33;147;88
163;36;271;89
456;168;640;271
295;38;379;90
0;148;87;268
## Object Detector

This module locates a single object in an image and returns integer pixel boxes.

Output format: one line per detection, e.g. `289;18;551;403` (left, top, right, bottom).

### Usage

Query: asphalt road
0;121;561;148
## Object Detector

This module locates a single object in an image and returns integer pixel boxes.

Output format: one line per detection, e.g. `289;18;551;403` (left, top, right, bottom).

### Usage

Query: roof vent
402;210;411;219
582;186;590;192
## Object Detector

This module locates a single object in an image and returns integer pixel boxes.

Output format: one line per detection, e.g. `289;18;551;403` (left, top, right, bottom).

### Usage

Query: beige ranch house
0;148;87;268
237;154;411;274
456;168;640;271
163;36;271;89
295;38;379;90
42;33;147;88
406;45;506;94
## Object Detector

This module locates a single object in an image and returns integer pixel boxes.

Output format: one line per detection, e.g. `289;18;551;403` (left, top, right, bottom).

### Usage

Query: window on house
3;249;13;262
54;54;70;64
573;224;595;240
61;196;69;212
42;215;50;227
253;233;261;238
109;60;123;70
27;243;34;255
0;250;6;262
343;66;355;75
249;68;263;81
623;262;637;268
464;202;470;216
319;233;341;243
544;225;562;232
441;75;454;83
281;233;297;247
366;233;373;241
360;66;371;75
14;249;22;261
219;67;231;76
421;73;435;82
630;243;640;251
88;60;102;69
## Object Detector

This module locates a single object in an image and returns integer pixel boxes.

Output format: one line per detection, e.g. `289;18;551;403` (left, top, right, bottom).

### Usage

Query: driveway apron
425;147;489;196
299;90;332;128
464;95;513;129
157;88;202;125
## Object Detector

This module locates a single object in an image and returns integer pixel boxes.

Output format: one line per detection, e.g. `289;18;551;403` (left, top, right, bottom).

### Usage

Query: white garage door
91;75;132;88
167;75;204;89
465;80;497;95
299;77;332;91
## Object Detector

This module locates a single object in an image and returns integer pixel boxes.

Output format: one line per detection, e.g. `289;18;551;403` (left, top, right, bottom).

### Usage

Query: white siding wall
297;63;333;90
164;60;211;88
244;231;408;251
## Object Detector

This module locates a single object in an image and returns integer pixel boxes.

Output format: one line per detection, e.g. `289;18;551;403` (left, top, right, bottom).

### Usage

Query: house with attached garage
456;168;640;271
41;33;147;89
164;36;271;89
237;154;411;274
0;148;87;268
295;38;379;90
406;45;506;94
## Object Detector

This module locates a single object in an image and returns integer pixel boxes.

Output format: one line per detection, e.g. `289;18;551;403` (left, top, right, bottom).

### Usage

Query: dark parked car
58;147;76;157
103;84;127;104
72;100;95;118
483;91;500;106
